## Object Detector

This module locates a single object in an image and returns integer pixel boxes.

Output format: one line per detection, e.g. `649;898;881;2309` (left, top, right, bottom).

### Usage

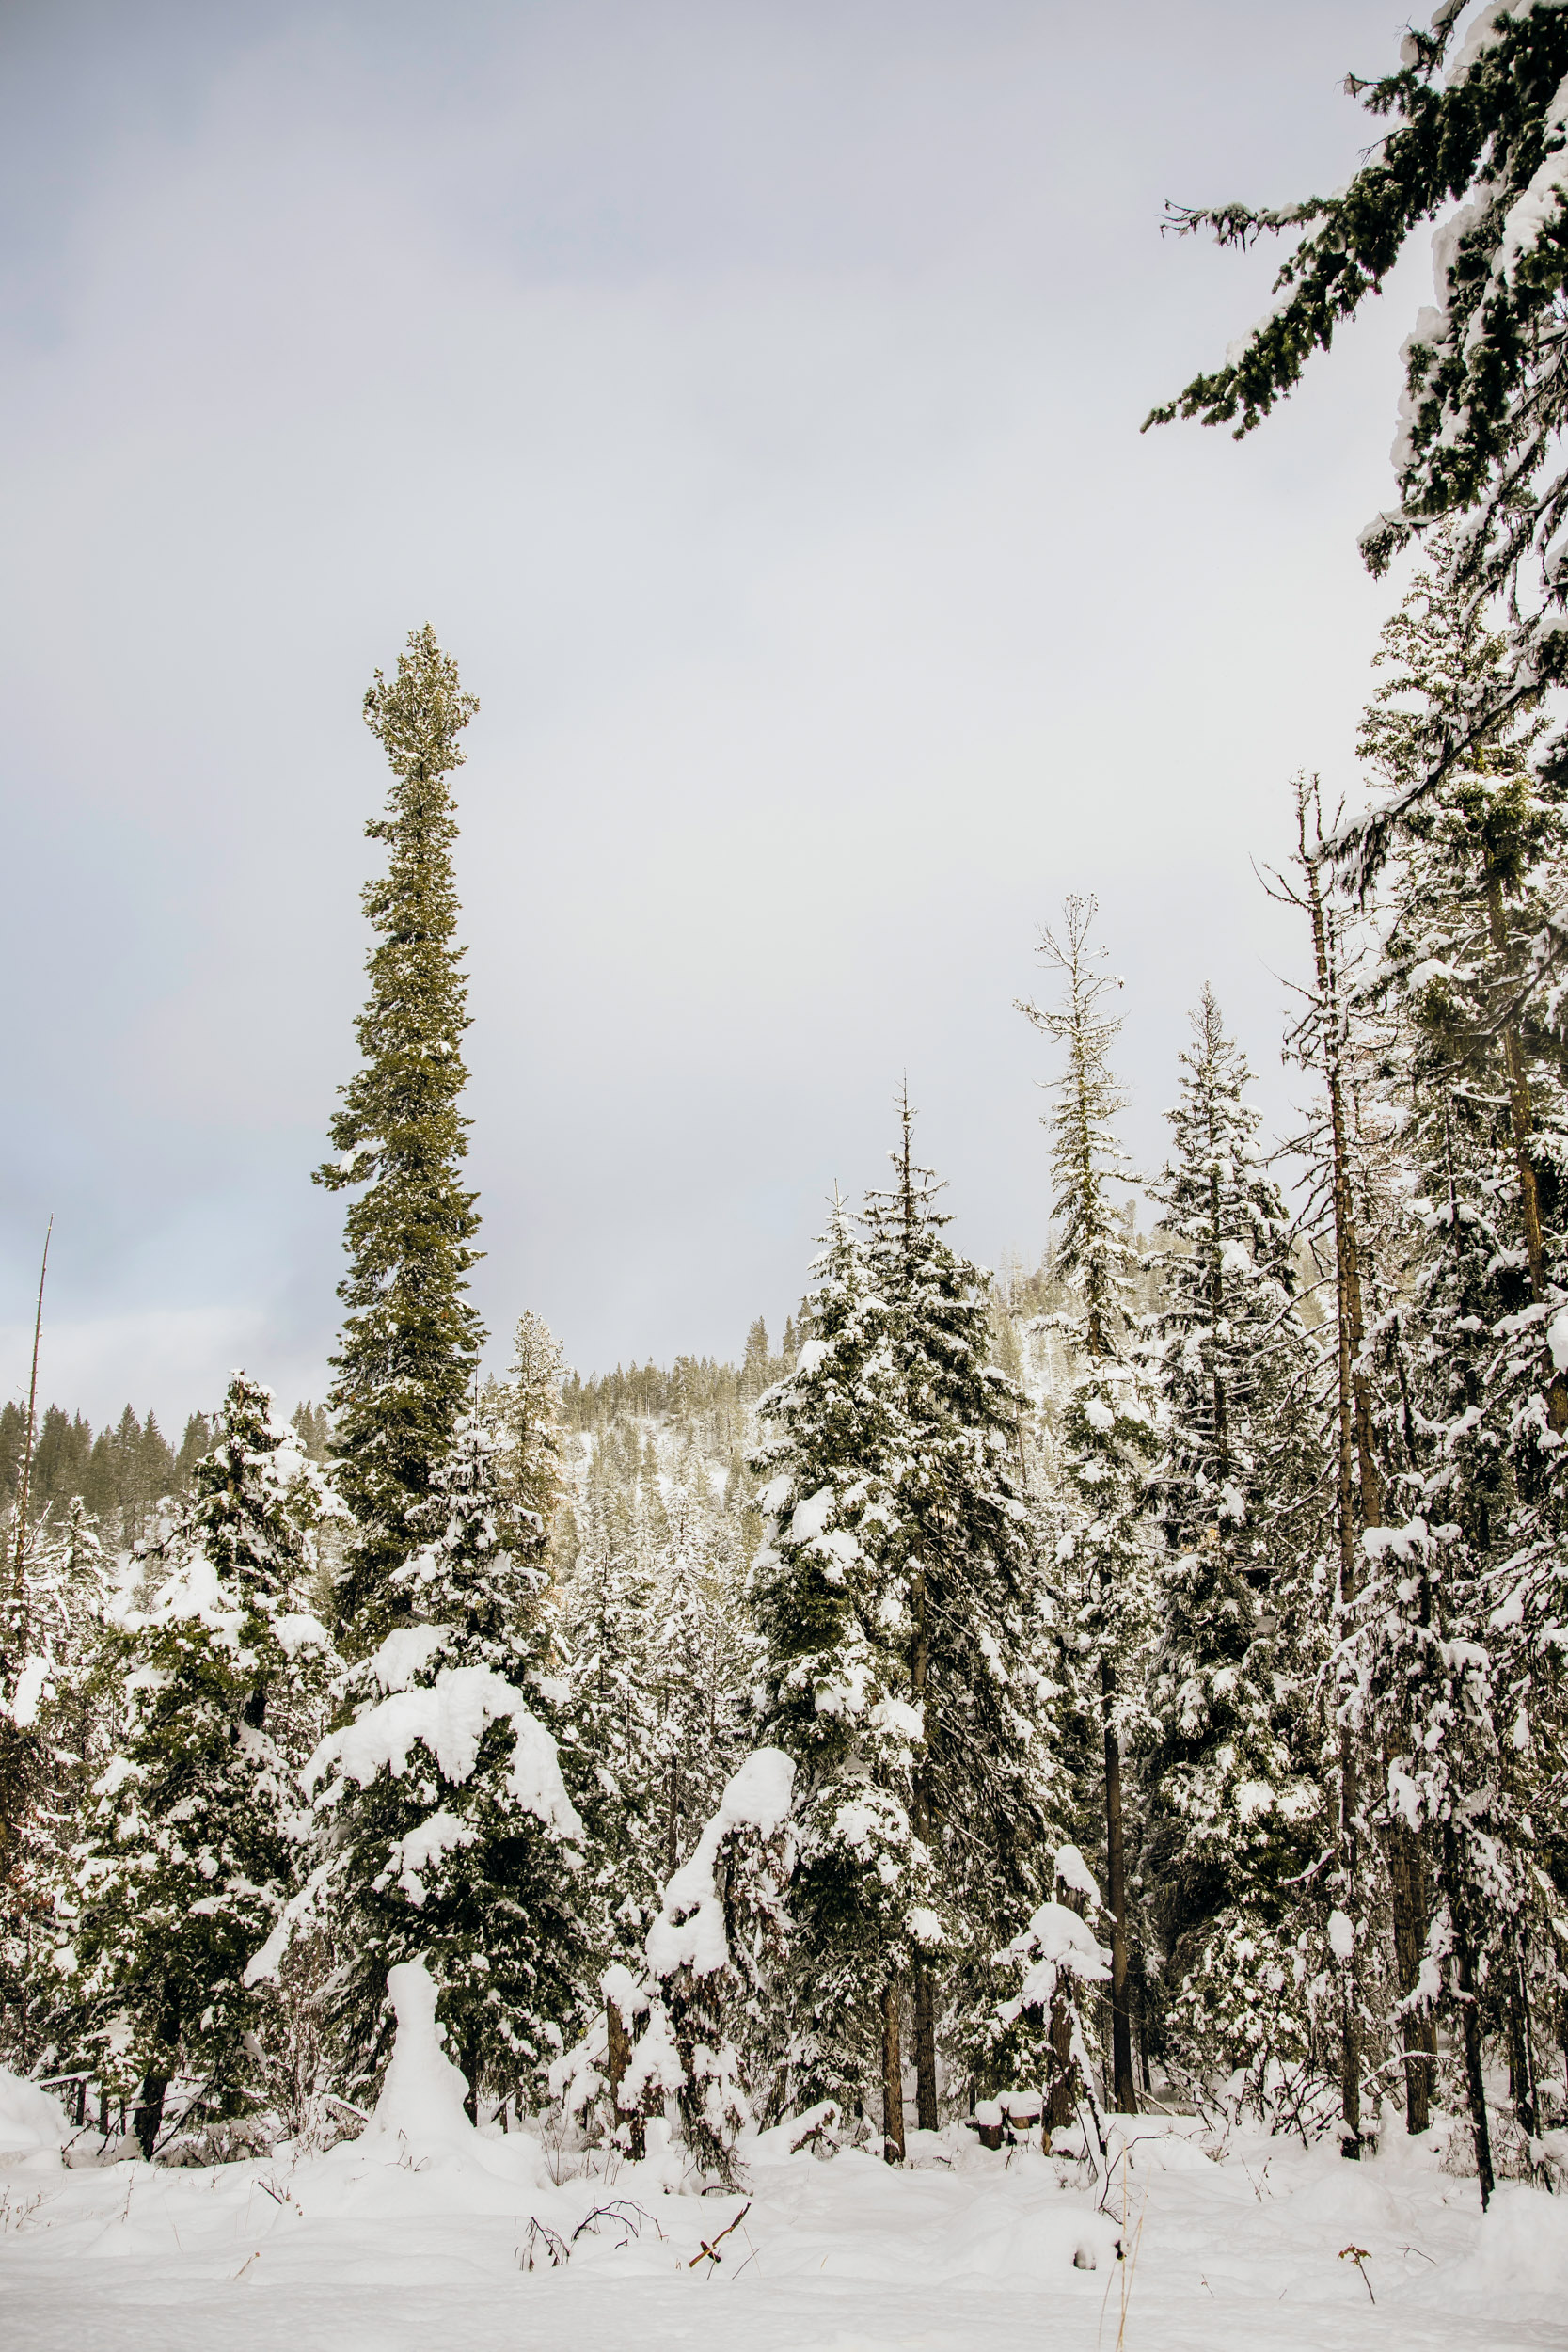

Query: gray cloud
1;0;1433;1423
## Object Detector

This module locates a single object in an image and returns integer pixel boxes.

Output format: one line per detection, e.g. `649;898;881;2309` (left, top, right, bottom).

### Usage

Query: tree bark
1449;1864;1496;2210
133;2073;168;2162
1101;1670;1138;2114
605;1990;645;2159
1386;1820;1436;2135
880;1979;905;2164
911;1956;939;2134
909;1565;940;2133
1044;1990;1077;2146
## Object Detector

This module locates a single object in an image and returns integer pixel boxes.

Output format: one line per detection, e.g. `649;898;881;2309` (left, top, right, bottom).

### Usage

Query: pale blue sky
1;1;1444;1424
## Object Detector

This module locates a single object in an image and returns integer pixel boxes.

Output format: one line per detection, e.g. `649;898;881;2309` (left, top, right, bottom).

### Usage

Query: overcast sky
1;0;1444;1429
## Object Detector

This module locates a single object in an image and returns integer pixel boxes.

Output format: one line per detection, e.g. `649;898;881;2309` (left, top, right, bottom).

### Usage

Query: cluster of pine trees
2;583;1566;2206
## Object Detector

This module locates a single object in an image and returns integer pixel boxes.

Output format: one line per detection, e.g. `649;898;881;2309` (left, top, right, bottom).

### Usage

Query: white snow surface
0;2100;1562;2352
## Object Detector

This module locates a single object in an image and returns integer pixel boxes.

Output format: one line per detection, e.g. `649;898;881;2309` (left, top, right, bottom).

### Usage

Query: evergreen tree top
1017;896;1136;1359
1146;5;1568;784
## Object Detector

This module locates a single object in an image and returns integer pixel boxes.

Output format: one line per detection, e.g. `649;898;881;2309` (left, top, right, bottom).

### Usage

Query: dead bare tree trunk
9;1216;52;1595
1300;803;1377;2155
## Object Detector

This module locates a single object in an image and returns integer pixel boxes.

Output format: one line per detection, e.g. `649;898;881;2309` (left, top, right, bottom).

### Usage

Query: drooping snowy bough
552;1746;795;2185
987;1846;1111;2153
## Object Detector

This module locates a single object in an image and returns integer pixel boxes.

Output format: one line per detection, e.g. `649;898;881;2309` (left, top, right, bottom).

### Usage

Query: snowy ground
3;2098;1565;2352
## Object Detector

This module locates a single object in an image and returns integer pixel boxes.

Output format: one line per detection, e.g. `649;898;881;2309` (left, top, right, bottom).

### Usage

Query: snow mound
359;1960;478;2161
1444;2181;1568;2302
0;2067;68;2171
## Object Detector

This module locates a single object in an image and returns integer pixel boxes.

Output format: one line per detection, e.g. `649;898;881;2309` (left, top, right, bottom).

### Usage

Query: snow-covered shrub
985;1847;1110;2144
561;1747;795;2187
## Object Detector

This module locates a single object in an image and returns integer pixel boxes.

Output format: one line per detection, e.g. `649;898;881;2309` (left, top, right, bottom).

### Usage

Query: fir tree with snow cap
750;1194;931;2147
858;1098;1053;2137
1141;990;1330;2095
265;1411;586;2120
67;1374;335;2155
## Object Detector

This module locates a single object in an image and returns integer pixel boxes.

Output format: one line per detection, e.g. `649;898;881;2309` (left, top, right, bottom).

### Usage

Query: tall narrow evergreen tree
859;1104;1052;2136
1346;563;1568;2201
750;1200;922;2151
1142;991;1331;2097
1018;896;1152;2114
316;625;483;1649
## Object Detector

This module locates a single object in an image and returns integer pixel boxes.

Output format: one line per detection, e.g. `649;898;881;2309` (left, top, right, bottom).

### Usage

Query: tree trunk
1101;1672;1137;2114
605;1990;646;2159
908;1560;941;2135
133;2073;168;2162
462;2041;481;2126
911;1955;939;2134
1444;1827;1495;2210
1302;820;1371;2157
1507;1942;1539;2137
1386;1820;1436;2135
880;1980;905;2163
1044;1990;1077;2146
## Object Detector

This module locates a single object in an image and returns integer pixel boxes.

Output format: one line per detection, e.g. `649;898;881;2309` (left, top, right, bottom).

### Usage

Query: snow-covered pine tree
0;1498;107;2067
649;1467;751;1877
859;1103;1053;2134
65;1375;335;2155
619;1747;796;2186
1346;564;1568;2201
315;626;484;1650
491;1309;567;1541
985;1844;1111;2150
554;1482;663;1982
1018;895;1156;2114
750;1198;928;2153
1142;991;1331;2099
274;1411;585;2119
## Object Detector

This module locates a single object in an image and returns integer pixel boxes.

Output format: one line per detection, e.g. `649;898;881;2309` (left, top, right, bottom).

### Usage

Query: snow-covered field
3;2078;1565;2352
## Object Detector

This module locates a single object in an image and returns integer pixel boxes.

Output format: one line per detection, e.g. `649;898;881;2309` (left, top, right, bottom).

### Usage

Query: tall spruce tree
1142;991;1331;2098
1018;895;1153;2113
859;1104;1052;2136
316;625;483;1650
1346;562;1568;2201
750;1199;923;2152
